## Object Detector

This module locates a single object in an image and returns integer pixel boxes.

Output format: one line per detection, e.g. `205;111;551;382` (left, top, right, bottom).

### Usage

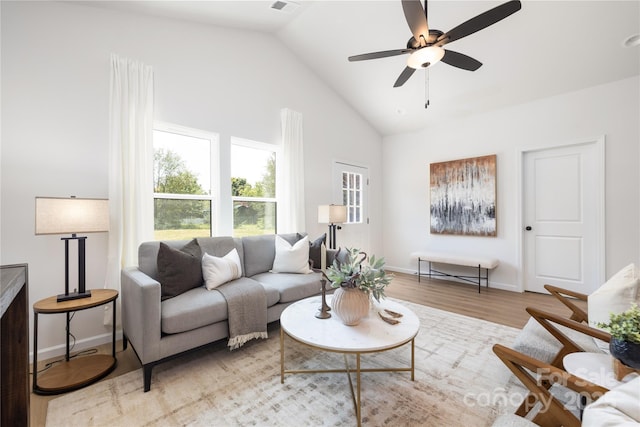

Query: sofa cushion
252;271;322;303
271;235;311;274
196;236;243;268
261;284;280;307
202;248;242;290
242;233;300;277
161;286;228;334
157;240;203;300
161;276;280;335
308;234;327;270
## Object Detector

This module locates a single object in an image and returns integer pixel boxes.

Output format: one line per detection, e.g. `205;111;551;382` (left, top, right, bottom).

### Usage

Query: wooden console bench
410;251;499;293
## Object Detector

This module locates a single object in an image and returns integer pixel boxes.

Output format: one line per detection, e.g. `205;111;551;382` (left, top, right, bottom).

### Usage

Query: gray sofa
121;233;330;392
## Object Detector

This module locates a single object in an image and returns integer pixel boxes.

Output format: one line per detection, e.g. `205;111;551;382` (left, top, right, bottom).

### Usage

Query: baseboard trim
31;329;123;362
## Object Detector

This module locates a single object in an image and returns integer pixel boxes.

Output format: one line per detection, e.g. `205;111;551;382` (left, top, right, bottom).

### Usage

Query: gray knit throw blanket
216;278;268;350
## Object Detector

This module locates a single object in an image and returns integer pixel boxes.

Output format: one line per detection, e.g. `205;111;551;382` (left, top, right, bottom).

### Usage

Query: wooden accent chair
493;344;608;427
525;303;611;369
511;285;606;372
506;284;612;420
544;285;589;323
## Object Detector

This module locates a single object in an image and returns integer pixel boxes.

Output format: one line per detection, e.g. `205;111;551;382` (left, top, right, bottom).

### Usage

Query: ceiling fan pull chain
424;68;430;109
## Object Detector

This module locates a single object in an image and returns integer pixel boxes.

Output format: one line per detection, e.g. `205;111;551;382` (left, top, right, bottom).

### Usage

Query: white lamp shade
318;205;348;224
35;197;109;235
407;46;445;69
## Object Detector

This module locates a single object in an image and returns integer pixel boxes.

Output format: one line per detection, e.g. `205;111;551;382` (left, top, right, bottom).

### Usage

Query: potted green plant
598;303;640;369
325;248;393;325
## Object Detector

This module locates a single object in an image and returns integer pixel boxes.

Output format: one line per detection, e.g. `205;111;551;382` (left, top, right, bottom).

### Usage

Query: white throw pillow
271;235;311;274
202;248;243;290
588;263;640;351
589;263;639;328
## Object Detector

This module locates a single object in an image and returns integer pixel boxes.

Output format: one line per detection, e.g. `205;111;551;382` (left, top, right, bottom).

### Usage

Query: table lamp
35;196;109;302
317;204;347;249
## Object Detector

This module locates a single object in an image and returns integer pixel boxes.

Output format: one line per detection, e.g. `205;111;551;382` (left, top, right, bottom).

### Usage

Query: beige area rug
46;299;526;426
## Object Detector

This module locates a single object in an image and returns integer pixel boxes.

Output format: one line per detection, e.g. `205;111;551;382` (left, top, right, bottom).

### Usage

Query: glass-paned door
332;161;369;252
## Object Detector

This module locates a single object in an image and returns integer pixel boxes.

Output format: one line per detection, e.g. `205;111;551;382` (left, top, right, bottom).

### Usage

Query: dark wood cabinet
1;264;29;427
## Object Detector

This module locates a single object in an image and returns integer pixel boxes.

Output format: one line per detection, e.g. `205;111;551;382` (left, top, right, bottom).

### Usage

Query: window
153;125;218;240
342;170;363;224
231;138;278;237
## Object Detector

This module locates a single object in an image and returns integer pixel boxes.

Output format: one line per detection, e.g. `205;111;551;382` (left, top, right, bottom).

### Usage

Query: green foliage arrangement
325;247;393;302
598;304;640;344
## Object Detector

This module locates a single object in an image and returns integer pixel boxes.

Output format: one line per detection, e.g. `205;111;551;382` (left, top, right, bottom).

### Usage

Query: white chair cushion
583;376;640;426
491;413;537;427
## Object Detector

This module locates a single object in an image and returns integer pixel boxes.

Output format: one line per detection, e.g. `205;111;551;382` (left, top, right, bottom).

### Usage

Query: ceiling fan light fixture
407;46;445;69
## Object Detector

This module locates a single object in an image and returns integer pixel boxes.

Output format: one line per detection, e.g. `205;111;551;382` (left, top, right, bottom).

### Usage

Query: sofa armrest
121;267;162;364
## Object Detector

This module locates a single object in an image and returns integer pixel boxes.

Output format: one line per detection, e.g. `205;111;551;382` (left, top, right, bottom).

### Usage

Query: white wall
382;76;640;291
1;1;382;357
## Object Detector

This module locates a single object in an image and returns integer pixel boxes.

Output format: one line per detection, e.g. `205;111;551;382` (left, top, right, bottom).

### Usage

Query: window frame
152;122;220;237
230;136;281;236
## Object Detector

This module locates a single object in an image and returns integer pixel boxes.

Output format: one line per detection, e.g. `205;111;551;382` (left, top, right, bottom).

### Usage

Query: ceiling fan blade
441;50;482;71
393;66;416;88
348;49;412;62
437;0;521;46
402;0;429;45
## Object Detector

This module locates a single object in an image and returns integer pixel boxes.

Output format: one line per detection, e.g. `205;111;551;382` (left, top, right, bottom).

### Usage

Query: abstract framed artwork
430;154;497;236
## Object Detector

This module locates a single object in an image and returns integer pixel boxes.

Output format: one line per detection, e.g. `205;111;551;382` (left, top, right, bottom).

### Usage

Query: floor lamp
318;204;347;249
35;196;109;302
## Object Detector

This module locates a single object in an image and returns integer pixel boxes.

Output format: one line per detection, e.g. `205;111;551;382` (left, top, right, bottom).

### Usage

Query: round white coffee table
279;295;420;427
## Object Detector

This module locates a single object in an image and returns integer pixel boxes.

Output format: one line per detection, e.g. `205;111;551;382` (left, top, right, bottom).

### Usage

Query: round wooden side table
32;289;118;395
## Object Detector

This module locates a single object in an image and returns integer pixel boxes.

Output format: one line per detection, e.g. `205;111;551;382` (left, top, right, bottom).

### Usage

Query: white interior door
523;140;604;294
332;161;369;252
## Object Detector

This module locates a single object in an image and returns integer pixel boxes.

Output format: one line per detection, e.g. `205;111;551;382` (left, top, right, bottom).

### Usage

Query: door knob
525;226;532;231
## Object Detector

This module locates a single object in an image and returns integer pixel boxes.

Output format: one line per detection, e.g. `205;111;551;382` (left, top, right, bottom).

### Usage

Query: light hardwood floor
384;272;582;329
30;273;580;426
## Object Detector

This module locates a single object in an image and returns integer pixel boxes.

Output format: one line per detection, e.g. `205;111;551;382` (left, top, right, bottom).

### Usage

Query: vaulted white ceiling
87;0;640;136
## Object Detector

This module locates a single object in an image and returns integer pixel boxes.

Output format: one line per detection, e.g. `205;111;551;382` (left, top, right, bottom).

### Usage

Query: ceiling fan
348;0;522;93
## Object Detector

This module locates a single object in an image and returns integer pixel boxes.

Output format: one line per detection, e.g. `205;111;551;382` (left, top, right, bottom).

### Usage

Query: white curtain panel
104;54;154;323
279;108;306;233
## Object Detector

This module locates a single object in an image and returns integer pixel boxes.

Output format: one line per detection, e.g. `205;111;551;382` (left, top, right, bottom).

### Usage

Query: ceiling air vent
270;1;300;13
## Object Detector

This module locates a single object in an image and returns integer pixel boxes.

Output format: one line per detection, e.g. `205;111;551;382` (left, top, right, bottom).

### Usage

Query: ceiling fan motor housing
406;30;444;49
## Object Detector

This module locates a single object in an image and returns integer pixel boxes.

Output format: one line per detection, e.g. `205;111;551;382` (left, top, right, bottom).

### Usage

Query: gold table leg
280;328;284;384
411;338;415;381
356;353;362;427
343;354;363;427
280;331;416;427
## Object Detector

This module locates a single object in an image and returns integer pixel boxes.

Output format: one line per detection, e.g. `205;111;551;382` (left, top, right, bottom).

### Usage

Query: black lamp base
57;290;92;303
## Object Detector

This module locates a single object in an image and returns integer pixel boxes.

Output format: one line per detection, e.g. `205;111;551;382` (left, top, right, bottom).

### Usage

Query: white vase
331;287;369;326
